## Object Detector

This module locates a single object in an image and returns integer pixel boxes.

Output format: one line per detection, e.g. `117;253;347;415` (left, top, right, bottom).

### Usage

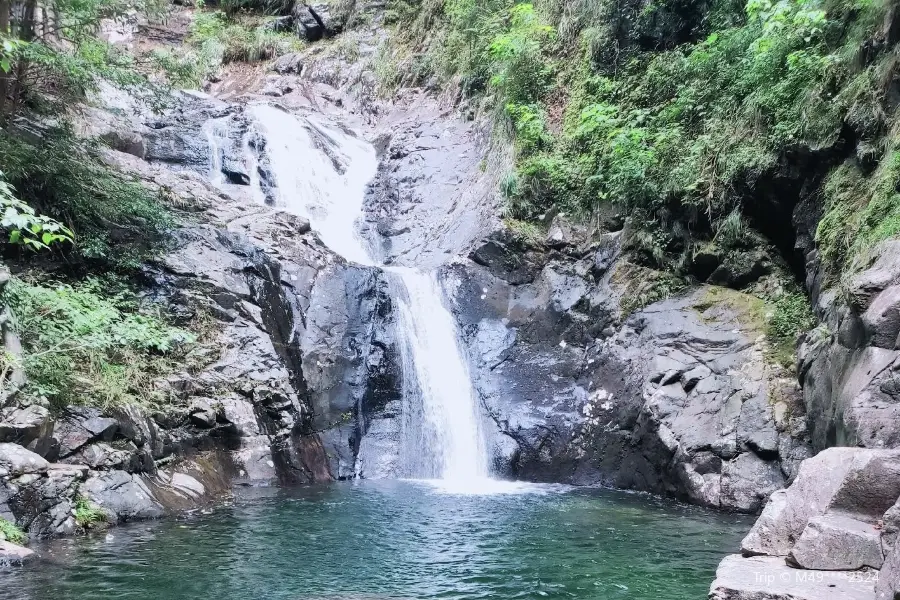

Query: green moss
0;517;26;545
694;285;814;368
504;217;545;245
767;291;816;367
614;262;689;316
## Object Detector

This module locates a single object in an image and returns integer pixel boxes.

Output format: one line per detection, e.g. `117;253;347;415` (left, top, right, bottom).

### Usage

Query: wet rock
308;2;343;34
469;234;543;285
293;4;324;41
356;406;401;479
0;540;35;565
788;514;884;570
261;76;295;97
709;555;875;600
800;239;900;450
52;408;119;460
862;285;900;348
0;443;49;477
706;250;772;288
6;467;83;537
100;129;146;159
362;91;507;269
266;15;294;33
447;246;800;511
720;452;786;514
65;442;147;472
81;471;163;522
0;404;52;449
545;215;586;250
188;398;218;429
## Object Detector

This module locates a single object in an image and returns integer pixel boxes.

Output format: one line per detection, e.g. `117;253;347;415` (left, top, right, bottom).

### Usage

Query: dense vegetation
0;0;258;409
4;275;201;410
375;0;900;351
153;8;303;87
380;0;899;280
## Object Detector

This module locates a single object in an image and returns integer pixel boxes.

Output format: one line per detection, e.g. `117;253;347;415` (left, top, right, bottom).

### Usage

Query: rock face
741;448;900;557
0;443;49;477
0;89;394;541
434;225;809;512
710;555;875;600
789;515;884;570
799;240;900;451
361;91;508;270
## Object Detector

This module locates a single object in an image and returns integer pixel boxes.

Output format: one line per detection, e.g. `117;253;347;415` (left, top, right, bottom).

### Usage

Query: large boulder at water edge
709;447;900;600
709;555;875;600
741;447;900;557
0;540;35;565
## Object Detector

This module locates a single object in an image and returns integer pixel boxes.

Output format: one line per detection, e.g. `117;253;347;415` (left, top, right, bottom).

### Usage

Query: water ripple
3;480;751;600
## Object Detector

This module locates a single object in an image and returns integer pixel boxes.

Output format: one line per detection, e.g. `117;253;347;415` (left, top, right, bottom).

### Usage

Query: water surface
4;480;750;600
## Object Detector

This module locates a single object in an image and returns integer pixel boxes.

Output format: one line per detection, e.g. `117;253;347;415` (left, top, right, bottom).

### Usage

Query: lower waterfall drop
390;267;488;482
224;104;492;486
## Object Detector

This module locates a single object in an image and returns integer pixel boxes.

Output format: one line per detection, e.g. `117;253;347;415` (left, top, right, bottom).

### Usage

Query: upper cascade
246;104;377;266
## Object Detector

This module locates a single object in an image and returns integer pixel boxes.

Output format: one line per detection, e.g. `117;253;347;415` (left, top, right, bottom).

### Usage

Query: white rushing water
203;117;230;187
247;104;376;265
234;104;491;486
391;268;488;482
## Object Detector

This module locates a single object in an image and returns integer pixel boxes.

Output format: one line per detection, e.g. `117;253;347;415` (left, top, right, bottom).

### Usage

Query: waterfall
391;268;488;481
226;104;490;484
246;104;376;265
203;117;230;187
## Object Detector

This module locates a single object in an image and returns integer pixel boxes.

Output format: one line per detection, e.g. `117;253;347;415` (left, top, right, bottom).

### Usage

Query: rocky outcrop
0;88;395;542
436;223;809;512
361;90;508;269
710;555;875;600
0;540;35;565
799;240;900;451
709;447;900;599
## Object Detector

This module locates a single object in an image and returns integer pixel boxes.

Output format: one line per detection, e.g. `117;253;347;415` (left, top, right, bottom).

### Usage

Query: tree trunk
0;0;10;119
9;0;35;113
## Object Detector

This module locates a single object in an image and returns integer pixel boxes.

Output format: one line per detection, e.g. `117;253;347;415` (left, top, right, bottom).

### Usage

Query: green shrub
0;517;26;545
766;290;816;367
74;496;108;529
158;10;303;86
0;129;171;268
4;275;197;410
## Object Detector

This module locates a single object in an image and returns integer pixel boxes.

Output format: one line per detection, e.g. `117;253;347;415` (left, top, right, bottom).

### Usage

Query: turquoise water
3;480;750;600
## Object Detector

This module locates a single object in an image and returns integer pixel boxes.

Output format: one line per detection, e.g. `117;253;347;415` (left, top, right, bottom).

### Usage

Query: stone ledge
710;555;875;600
